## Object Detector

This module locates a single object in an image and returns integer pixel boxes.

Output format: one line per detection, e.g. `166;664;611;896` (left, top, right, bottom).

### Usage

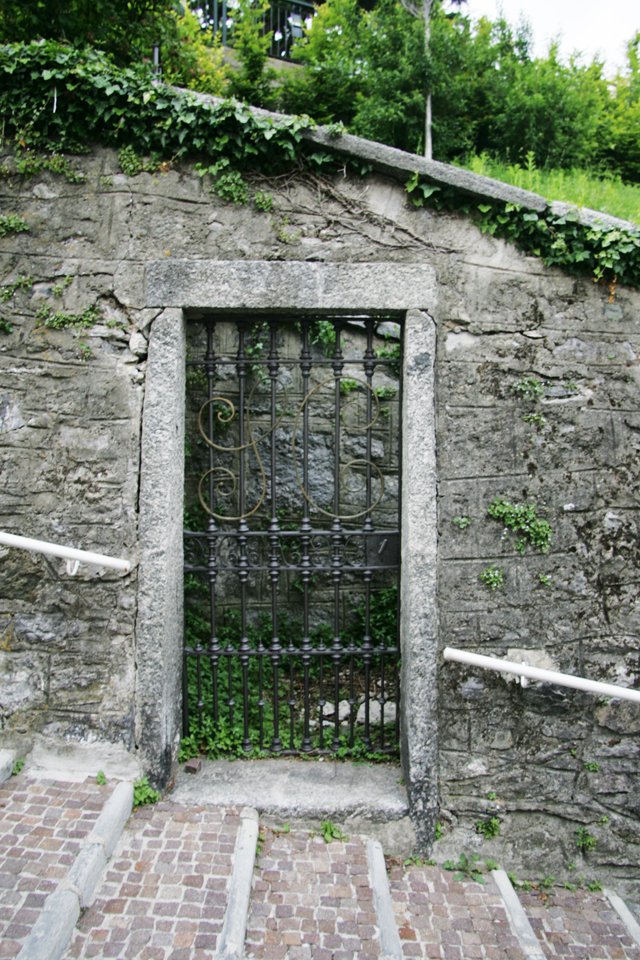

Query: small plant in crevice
0;214;29;238
484;859;499;871
480;565;503;590
321;820;347;843
0;320;13;334
76;342;94;361
96;770;107;785
539;573;551;586
443;852;485;884
476;816;500;839
588;879;603;892
133;776;160;807
487;497;552;553
584;761;599;772
375;338;401;376
540;875;555;890
254;190;273;212
453;516;471;528
1;274;33;302
512;377;544;401
373;384;398;400
576;826;596;851
52;274;73;297
434;821;444;840
11;758;24;776
36;302;102;330
522;411;547;431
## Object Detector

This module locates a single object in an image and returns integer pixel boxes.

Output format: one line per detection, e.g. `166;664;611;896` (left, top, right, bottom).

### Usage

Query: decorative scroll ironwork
183;317;402;757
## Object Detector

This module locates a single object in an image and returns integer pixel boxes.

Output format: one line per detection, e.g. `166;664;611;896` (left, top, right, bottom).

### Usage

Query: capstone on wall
0;145;638;889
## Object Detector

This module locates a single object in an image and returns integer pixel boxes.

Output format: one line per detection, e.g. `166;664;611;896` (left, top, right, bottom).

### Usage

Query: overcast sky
460;0;639;75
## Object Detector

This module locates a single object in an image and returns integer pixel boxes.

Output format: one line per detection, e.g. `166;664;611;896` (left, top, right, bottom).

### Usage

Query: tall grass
460;152;640;225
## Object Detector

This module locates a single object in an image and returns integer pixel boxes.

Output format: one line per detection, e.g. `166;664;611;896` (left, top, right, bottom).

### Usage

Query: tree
0;0;176;63
397;0;465;159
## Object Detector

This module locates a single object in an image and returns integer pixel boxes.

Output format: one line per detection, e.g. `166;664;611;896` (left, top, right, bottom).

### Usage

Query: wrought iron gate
183;317;402;756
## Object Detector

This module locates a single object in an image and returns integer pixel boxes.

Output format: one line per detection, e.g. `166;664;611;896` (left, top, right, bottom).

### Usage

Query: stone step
3;770;640;960
246;824;382;960
61;801;241;959
516;884;640;959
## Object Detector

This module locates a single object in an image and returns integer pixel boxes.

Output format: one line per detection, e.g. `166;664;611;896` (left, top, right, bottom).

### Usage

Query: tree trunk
423;0;432;160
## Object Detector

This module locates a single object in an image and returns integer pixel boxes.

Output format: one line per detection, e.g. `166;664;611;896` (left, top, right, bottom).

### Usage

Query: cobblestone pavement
387;860;526;960
0;771;110;960
517;886;640;959
62;801;241;960
245;825;381;960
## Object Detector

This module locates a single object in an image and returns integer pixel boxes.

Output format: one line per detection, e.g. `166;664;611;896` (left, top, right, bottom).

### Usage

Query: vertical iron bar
361;317;376;750
268;321;283;753
236;320;252;752
299;321;314;751
205;322;221;731
222;0;227;45
331;320;344;752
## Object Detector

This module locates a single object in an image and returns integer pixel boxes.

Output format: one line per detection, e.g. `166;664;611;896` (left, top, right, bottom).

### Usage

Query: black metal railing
183;317;402;756
193;0;315;60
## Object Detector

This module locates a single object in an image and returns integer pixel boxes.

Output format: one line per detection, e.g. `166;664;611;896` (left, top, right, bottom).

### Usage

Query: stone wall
0;144;638;889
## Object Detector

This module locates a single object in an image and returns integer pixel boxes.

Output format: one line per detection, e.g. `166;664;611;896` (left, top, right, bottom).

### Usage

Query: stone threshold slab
169;757;408;822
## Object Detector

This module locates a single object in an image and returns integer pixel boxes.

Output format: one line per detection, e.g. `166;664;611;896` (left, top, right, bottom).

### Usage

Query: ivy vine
407;174;640;288
1;41;639;288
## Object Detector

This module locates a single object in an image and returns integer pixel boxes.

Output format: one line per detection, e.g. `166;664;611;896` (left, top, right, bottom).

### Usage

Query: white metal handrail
444;646;640;705
0;531;131;575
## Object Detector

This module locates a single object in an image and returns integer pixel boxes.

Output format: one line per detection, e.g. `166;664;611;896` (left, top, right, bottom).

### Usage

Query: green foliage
227;0;278;109
487;792;497;801
279;0;427;153
161;8;229;97
36;302;102;329
521;412;547;432
584;761;599;772
540;875;555;889
0;274;33;302
339;378;359;396
588;879;603;892
181;582;398;758
373;385;398;400
96;770;107;785
453;516;471;529
479;565;503;590
375;339;401;376
4;151;86;183
409;180;640;288
476;816;500;839
119;145;145;177
0;320;13;334
11;758;24;776
76;341;94;361
443;852;485;884
0;42;315;177
576;826;596;851
539;573;551;586
461;152;640;225
321;820;347;843
513;377;544;400
0;213;29;238
52;275;73;297
487;497;552;554
254;190;273;212
435;821;443;840
0;0;176;65
133;776;160;806
485;859;498;870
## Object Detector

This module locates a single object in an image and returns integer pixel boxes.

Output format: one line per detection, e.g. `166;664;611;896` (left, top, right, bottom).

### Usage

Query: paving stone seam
216;806;259;960
15;780;134;960
492;869;546;960
605;889;640;948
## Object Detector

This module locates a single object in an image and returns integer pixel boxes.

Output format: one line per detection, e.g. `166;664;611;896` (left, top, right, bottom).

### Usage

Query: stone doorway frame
137;259;439;848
